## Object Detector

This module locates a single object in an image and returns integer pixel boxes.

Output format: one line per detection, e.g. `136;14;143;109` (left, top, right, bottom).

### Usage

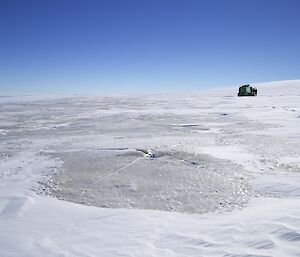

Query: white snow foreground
1;196;300;257
1;80;300;257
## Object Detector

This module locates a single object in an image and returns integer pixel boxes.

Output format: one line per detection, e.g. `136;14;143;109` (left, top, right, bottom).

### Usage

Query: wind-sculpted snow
0;80;299;256
1;196;300;257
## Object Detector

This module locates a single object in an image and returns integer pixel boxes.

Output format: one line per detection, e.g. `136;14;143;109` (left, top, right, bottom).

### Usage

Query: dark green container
238;85;257;96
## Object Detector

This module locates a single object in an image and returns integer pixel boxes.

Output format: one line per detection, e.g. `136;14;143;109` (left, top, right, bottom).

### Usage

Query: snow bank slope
1;196;300;257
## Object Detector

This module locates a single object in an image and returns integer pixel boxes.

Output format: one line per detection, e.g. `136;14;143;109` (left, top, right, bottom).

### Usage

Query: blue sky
0;0;299;93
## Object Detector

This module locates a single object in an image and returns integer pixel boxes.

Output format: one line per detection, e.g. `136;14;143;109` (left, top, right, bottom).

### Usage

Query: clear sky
0;0;299;93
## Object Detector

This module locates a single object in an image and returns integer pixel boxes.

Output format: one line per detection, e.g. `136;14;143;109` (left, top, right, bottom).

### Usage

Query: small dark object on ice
136;148;155;158
238;84;257;96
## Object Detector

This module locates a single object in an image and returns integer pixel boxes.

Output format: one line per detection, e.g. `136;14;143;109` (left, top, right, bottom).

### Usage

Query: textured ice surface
49;149;251;213
1;93;259;213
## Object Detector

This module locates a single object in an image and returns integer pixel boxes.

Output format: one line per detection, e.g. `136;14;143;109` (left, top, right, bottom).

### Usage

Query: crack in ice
94;155;147;183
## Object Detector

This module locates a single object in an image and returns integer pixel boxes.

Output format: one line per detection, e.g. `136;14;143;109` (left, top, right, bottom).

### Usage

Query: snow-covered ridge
0;80;299;256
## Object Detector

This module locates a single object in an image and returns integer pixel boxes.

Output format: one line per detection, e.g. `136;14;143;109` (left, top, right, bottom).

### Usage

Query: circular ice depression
47;148;252;214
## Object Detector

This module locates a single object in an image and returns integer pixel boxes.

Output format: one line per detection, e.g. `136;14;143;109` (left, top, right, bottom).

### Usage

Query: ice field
0;80;300;256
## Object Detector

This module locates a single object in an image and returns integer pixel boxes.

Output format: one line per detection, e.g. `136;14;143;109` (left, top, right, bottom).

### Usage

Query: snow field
0;80;299;256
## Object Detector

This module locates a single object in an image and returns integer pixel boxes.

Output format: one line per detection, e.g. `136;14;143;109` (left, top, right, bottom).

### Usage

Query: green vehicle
238;84;257;96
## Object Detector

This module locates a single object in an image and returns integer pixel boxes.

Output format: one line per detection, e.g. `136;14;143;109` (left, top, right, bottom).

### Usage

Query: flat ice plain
0;80;300;256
